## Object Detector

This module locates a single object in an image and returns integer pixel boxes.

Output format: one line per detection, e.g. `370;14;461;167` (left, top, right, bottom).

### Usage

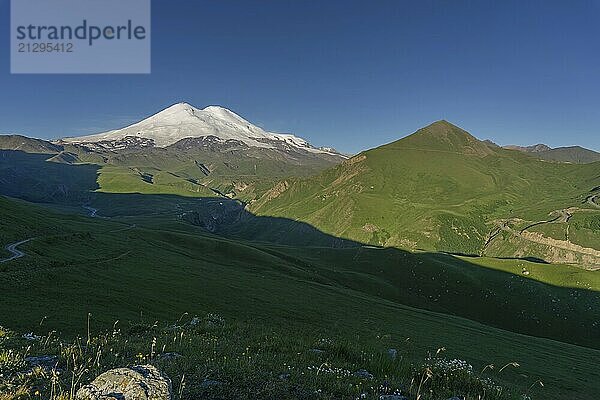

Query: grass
250;122;600;265
1;196;599;399
0;314;533;400
569;213;600;249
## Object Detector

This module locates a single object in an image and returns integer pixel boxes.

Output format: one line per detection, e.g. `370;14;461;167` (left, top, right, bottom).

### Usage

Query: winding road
519;209;572;234
0;222;134;264
0;239;32;263
586;194;600;209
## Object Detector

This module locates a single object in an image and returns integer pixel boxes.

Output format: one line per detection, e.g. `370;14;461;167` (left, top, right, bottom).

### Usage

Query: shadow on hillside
0;149;599;349
445;251;551;264
0;150;99;203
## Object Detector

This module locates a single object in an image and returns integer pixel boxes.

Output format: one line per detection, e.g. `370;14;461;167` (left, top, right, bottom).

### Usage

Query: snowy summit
63;102;338;155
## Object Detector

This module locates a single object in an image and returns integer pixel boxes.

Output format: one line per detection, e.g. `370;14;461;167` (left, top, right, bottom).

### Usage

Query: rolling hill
2;119;597;268
1;195;599;399
251;121;600;268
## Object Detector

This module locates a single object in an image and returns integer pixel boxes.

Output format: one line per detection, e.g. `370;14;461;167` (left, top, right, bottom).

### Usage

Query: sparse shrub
0;350;26;374
0;386;30;400
413;357;504;399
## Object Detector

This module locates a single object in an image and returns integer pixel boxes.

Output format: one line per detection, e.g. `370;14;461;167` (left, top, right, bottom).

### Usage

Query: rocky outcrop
76;364;172;400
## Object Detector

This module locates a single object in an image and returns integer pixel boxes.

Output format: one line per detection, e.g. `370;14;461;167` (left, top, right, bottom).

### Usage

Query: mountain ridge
503;143;600;164
504;143;552;152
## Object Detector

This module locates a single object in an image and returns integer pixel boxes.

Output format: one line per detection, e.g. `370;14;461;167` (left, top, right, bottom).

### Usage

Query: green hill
250;121;600;267
1;195;599;399
535;146;600;164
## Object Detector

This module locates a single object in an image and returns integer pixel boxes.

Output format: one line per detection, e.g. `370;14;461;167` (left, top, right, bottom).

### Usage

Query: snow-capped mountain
62;102;340;156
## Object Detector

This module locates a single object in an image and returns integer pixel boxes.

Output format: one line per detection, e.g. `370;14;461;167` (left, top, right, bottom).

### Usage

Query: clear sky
1;0;599;153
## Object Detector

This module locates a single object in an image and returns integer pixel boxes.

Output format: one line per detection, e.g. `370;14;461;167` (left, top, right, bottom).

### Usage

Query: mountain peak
420;120;471;135
61;103;341;156
201;105;252;126
503;143;600;163
428;119;458;129
202;105;231;112
148;102;198;120
164;102;194;111
391;120;494;156
408;120;479;144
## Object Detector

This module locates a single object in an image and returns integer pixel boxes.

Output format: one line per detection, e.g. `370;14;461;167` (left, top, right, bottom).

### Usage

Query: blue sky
1;0;599;153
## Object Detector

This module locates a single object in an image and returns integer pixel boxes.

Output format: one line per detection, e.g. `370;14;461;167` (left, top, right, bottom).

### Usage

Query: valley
0;108;598;400
0;195;599;400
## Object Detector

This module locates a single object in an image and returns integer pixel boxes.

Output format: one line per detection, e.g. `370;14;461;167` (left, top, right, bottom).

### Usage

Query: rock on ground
200;379;222;388
379;395;408;400
387;348;398;360
76;364;172;400
353;369;374;379
25;355;58;371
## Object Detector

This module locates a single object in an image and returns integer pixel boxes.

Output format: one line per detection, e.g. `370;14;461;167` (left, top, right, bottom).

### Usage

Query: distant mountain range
0;107;598;267
503;143;600;164
0;103;345;203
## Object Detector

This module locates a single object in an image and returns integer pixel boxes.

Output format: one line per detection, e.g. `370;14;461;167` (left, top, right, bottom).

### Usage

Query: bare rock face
76;364;172;400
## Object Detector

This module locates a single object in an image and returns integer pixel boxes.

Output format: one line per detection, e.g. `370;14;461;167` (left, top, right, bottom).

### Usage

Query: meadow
1;196;599;399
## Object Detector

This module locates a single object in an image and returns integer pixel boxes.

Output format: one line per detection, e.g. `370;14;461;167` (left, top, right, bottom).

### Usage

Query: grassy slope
0;316;546;400
73;142;342;202
250;122;600;263
0;133;343;207
0;134;61;153
536;146;600;164
1;196;599;399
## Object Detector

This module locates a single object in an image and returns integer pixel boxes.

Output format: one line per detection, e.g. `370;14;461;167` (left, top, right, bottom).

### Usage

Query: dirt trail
519;209;571;234
513;229;600;259
0;239;33;263
108;224;137;234
0;222;136;264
